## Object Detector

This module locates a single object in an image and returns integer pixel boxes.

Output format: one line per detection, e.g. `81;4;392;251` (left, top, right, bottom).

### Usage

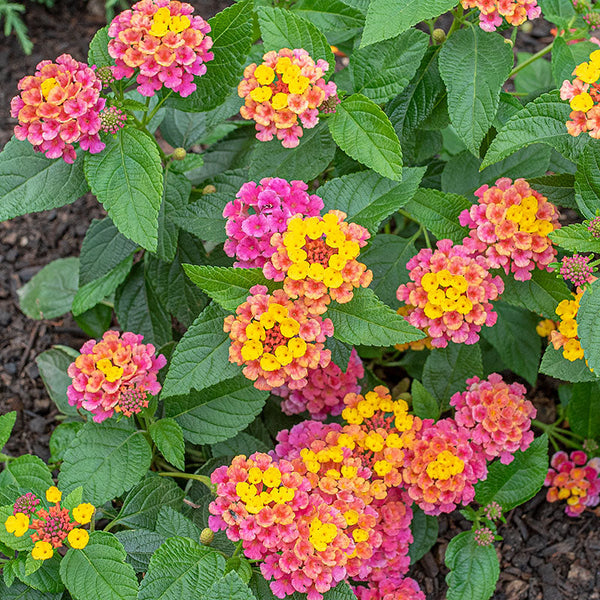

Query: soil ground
0;4;598;599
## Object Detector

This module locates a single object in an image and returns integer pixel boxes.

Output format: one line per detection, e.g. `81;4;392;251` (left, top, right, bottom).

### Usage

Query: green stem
143;90;173;126
421;225;432;249
232;540;243;558
157;471;214;489
509;41;554;78
446;6;464;39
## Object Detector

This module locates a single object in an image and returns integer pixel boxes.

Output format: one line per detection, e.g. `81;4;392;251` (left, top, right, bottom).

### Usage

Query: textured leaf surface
411;379;440;420
0;138;88;221
540;345;599;382
88;26;111;68
156;171;191;262
0;581;61;600
329;94;402;180
549;223;600;253
528;173;576;209
291;0;364;42
0;411;17;450
207;571;256;600
115;530;165;573
409;507;439;563
568;382;600;439
149;418;186;470
578;278;600;372
58;419;152;505
575;141;600;218
36;346;80;416
1;454;53;499
84;128;163;251
15;554;63;593
156;506;201;539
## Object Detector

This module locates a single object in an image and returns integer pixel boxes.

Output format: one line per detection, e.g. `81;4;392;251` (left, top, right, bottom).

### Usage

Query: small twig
17;322;42;375
183;497;203;509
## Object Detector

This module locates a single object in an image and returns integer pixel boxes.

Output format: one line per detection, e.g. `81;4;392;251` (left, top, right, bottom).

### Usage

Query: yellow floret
323;267;344;288
241;340;263;361
287;261;310;280
274;345;293;366
254;64;275;86
272;92;288;110
262;466;282;488
288;337;307;358
260;353;281;371
280;317;300;338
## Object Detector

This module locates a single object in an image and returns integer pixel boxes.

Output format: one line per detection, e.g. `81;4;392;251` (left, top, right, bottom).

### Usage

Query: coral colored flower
31;541;53;561
550;292;587;362
224;285;334;391
13;493;40;517
5;512;30;537
460;178;560;281
10;54;105;162
223;178;324;269
67;528;90;549
450;374;536;465
536;318;557;338
264;211;372;312
238;48;337;148
108;0;214;97
396;239;504;348
474;527;495;546
30;505;75;548
587;215;600;238
67;330;167;423
560;254;594;287
544;450;600;516
272;348;364;420
401;418;487;515
100;106;127;134
354;576;426;600
460;0;540;30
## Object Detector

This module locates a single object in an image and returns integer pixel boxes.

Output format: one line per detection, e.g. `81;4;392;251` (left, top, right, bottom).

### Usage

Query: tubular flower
544;450;600;516
238;48;337;148
10;54;105;163
401;418;487;515
560;254;594;287
354;576;426;600
394;307;434;352
550;292;587;362
99;106;127;134
459;178;560;281
396;239;504;348
13;493;40;517
223;178;324;269
30;504;75;549
224;285;334;391
560;49;600;138
536;318;557;338
450;374;537;465
67;330;167;423
483;501;503;521
272;348;364;420
264;211;373;312
474;527;495;546
460;0;540;31
107;0;214;97
587;215;600;238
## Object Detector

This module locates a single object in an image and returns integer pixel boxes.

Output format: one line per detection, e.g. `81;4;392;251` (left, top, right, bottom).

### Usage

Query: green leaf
361;234;415;307
60;531;138;600
578;278;600;372
160;110;208;150
575;141;600;219
36;346;80;416
514;51;554;96
137;536;225;600
319;167;424;234
567;382;600;439
115;262;172;347
411;379;440;420
249;121;336;182
62;486;84;512
162;303;240;397
481;303;541;385
88;25;111;68
551;37;598;87
404;188;471;243
549;223;600;253
115;529;165;573
528;173;576;209
165;376;268;444
327;287;426;347
439;28;513;154
290;0;364;44
540;344;599;382
171;192;229;243
212;431;271;458
149;418;186;471
58;419;152;505
0;581;62;600
112;474;183;529
498;269;571;319
445;531;500;600
156;171;191;262
328;94;403;181
74;298;117;338
168;0;254;112
155;506;201;539
84;128;163;251
345;30;428;103
258;6;335;71
15;554;63;594
361;0;456;46
1;455;53;498
79;218;137;285
72;255;133;316
481;91;589;169
0;411;17;450
0;138;88;221
183;265;277;311
49;422;83;463
422;344;483;405
18;257;79;320
208;571;256;600
538;0;576;27
475;435;549;511
409;507;439;563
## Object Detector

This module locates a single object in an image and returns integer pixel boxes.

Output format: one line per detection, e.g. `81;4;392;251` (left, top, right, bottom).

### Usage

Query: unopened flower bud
474;526;495;546
520;21;533;34
172;147;187;161
432;28;446;44
202;184;217;195
504;38;514;47
200;528;214;545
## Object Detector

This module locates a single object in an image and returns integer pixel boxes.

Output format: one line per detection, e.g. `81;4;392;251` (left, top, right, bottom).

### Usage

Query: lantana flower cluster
544;450;600;516
67;330;167;422
223;178;324;269
460;0;541;31
10;54;105;162
559;254;594;287
460;178;560;281
550;292;586;362
4;486;94;561
560;49;600;138
107;0;214;97
396;239;504;348
238;48;337;148
450;374;536;465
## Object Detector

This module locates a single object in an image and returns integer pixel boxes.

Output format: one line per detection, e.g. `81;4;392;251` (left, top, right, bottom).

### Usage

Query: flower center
421;270;472;319
426;450;464;481
40;77;58;100
96;358;124;382
149;6;190;37
305;237;338;268
309;517;339;552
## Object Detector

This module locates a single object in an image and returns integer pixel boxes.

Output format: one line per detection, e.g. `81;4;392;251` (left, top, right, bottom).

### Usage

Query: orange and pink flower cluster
67;330;166;422
238;48;337;148
460;0;541;31
107;0;214;97
10;54;105;163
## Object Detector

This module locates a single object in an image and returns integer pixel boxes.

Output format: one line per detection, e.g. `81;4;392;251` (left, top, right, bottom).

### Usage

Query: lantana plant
2;1;600;600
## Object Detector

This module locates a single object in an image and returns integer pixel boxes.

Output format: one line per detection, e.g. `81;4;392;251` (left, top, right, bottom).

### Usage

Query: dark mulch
1;5;598;599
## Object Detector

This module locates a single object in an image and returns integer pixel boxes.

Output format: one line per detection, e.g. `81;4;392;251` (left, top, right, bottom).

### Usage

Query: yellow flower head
4;512;30;537
32;541;53;561
72;503;95;525
46;486;62;504
67;528;89;550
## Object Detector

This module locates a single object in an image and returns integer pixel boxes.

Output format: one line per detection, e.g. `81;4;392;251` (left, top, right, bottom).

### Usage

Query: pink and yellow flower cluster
544;450;600;516
238;48;337;148
460;178;560;281
10;54;105;163
108;0;214;97
4;486;94;561
460;0;541;31
67;330;166;423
